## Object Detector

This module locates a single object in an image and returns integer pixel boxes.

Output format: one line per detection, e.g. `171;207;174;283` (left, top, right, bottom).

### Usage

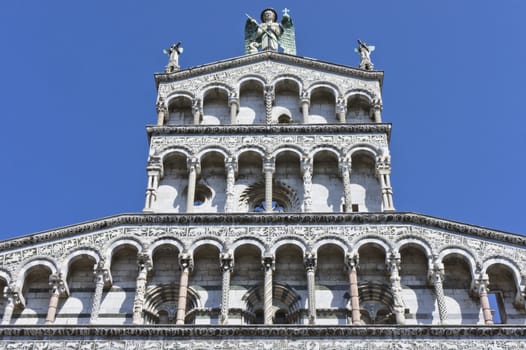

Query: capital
220;253;234;272
187;157;201;174
346;253;359;270
179;254;194;271
49;273;69;297
225;157;238;175
262;256;275;271
192;99;201;114
304;253;317;271
263;158;275;173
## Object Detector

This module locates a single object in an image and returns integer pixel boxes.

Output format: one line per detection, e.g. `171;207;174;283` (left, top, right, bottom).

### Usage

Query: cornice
146;123;392;138
1;212;524;253
154;51;384;88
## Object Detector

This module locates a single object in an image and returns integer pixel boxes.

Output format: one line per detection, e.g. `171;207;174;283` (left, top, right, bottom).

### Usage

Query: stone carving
163;42;183;73
220;253;234;325
356;39;375;71
387;253;406;325
244;8;296;55
132;252;152;325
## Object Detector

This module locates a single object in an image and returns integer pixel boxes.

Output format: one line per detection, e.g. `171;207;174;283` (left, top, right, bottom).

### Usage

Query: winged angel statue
244;8;296;55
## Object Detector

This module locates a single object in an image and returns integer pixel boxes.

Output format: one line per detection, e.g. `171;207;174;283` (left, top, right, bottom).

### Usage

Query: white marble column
387;253;406;325
263;158;275;213
475;273;494;325
340;159;353;213
176;254;193;325
264;85;275;124
144;157;162;211
376;158;395;211
186;158;200;213
192;99;201;125
262;256;275;325
220;253;234;325
1;284;22;325
224;158;237;213
228;91;239;124
301;158;313;213
45;274;68;325
304;253;317;324
90;260;111;324
300;90;310;124
132;252;152;325
346;254;361;325
336;96;347;123
156;97;167;126
370;98;382;123
430;262;448;324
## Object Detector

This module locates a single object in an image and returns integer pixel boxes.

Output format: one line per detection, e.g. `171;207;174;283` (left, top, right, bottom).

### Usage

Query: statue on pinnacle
244;8;296;55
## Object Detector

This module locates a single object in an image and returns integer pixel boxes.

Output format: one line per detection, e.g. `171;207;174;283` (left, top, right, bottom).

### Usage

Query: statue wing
244;19;259;54
280;14;296;55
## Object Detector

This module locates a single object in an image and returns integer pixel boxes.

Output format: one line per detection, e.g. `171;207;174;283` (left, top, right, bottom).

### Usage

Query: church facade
0;8;525;349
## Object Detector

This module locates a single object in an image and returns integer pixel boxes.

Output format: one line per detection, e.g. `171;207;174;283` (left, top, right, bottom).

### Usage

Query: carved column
346;254;361;325
474;273;494;325
304;253;317;324
262;256;275;325
90;260;111;324
1;284;22;325
263;158;275;213
300;90;310;124
45;274;68;325
264;85;275;124
228;91;239;124
387;253;406;325
144;156;162;211
340;159;353;213
220;253;234;325
429;261;448;324
192;99;202;125
132;252;152;325
186;158;200;213
224;158;237;213
371;98;382;123
176;254;193;325
301;158;313;212
376;157;395;211
336;96;347;123
156;97;167;126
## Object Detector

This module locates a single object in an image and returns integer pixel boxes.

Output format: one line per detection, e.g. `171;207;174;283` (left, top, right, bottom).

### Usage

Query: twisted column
262;256;275;325
144;157;162;211
430;262;448;324
371;98;382;123
176;254;193;325
224;158;237;213
300;90;310;124
2;284;22;325
336;96;347;123
475;273;494;325
228;92;239;124
346;254;361;325
186;158;200;213
376;157;395;211
264;85;275;124
156;97;167;126
192;99;201;125
387;253;406;325
90;260;111;324
263;158;275;213
45;274;68;325
304;253;317;324
301;158;313;212
132;252;152;325
220;253;234;325
340;159;353;213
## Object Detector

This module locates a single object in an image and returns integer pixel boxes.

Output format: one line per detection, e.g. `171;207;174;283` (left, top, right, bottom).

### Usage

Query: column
1;284;22;325
144;157;162;211
340;159;353;213
262;256;274;325
192;99;201;125
156;97;167;125
176;254;193;325
263;158;275;213
370;98;382;123
336;96;347;123
132;252;151;325
186;158;200;213
301;158;313;212
304;253;317;324
475;273;494;325
224;158;237;213
228;91;239;124
90;260;111;324
300;90;310;124
376;158;395;211
45;274;68;325
430;262;448;324
387;253;406;325
346;254;361;325
264;85;275;124
220;253;234;325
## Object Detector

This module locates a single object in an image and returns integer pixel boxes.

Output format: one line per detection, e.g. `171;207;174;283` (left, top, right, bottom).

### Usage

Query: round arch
197;147;230;161
61;248;102;277
271;145;304;159
165;92;195;107
269;238;307;256
231;238;266;256
189;238;225;254
307;83;340;98
17;257;58;288
148;237;185;257
271;74;303;91
312;237;350;255
438;247;478;280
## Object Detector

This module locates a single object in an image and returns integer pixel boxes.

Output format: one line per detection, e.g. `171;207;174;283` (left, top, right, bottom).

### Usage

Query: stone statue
355;39;375;71
163;42;183;73
244;8;296;55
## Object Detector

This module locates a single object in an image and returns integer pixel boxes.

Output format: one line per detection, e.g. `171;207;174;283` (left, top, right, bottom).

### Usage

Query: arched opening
316;244;347;325
309;87;336;124
154;152;188;212
202;88;229;125
194;152;226;213
277;114;292;124
358;282;396;324
14;265;53;325
238;80;265;124
235;151;263;212
243;283;301;325
347;95;372;123
273;79;301;123
442;254;477;324
190;244;221;324
167;96;193;125
274;244;305;324
312;151;343;212
274;151;302;212
487;263;520;324
350;152;381;212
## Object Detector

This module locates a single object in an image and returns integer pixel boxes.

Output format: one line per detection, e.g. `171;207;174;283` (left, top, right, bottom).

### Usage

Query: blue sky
0;1;525;239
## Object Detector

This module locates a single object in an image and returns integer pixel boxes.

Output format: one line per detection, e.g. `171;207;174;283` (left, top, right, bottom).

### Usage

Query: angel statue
244;8;296;55
163;42;183;73
355;39;375;71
